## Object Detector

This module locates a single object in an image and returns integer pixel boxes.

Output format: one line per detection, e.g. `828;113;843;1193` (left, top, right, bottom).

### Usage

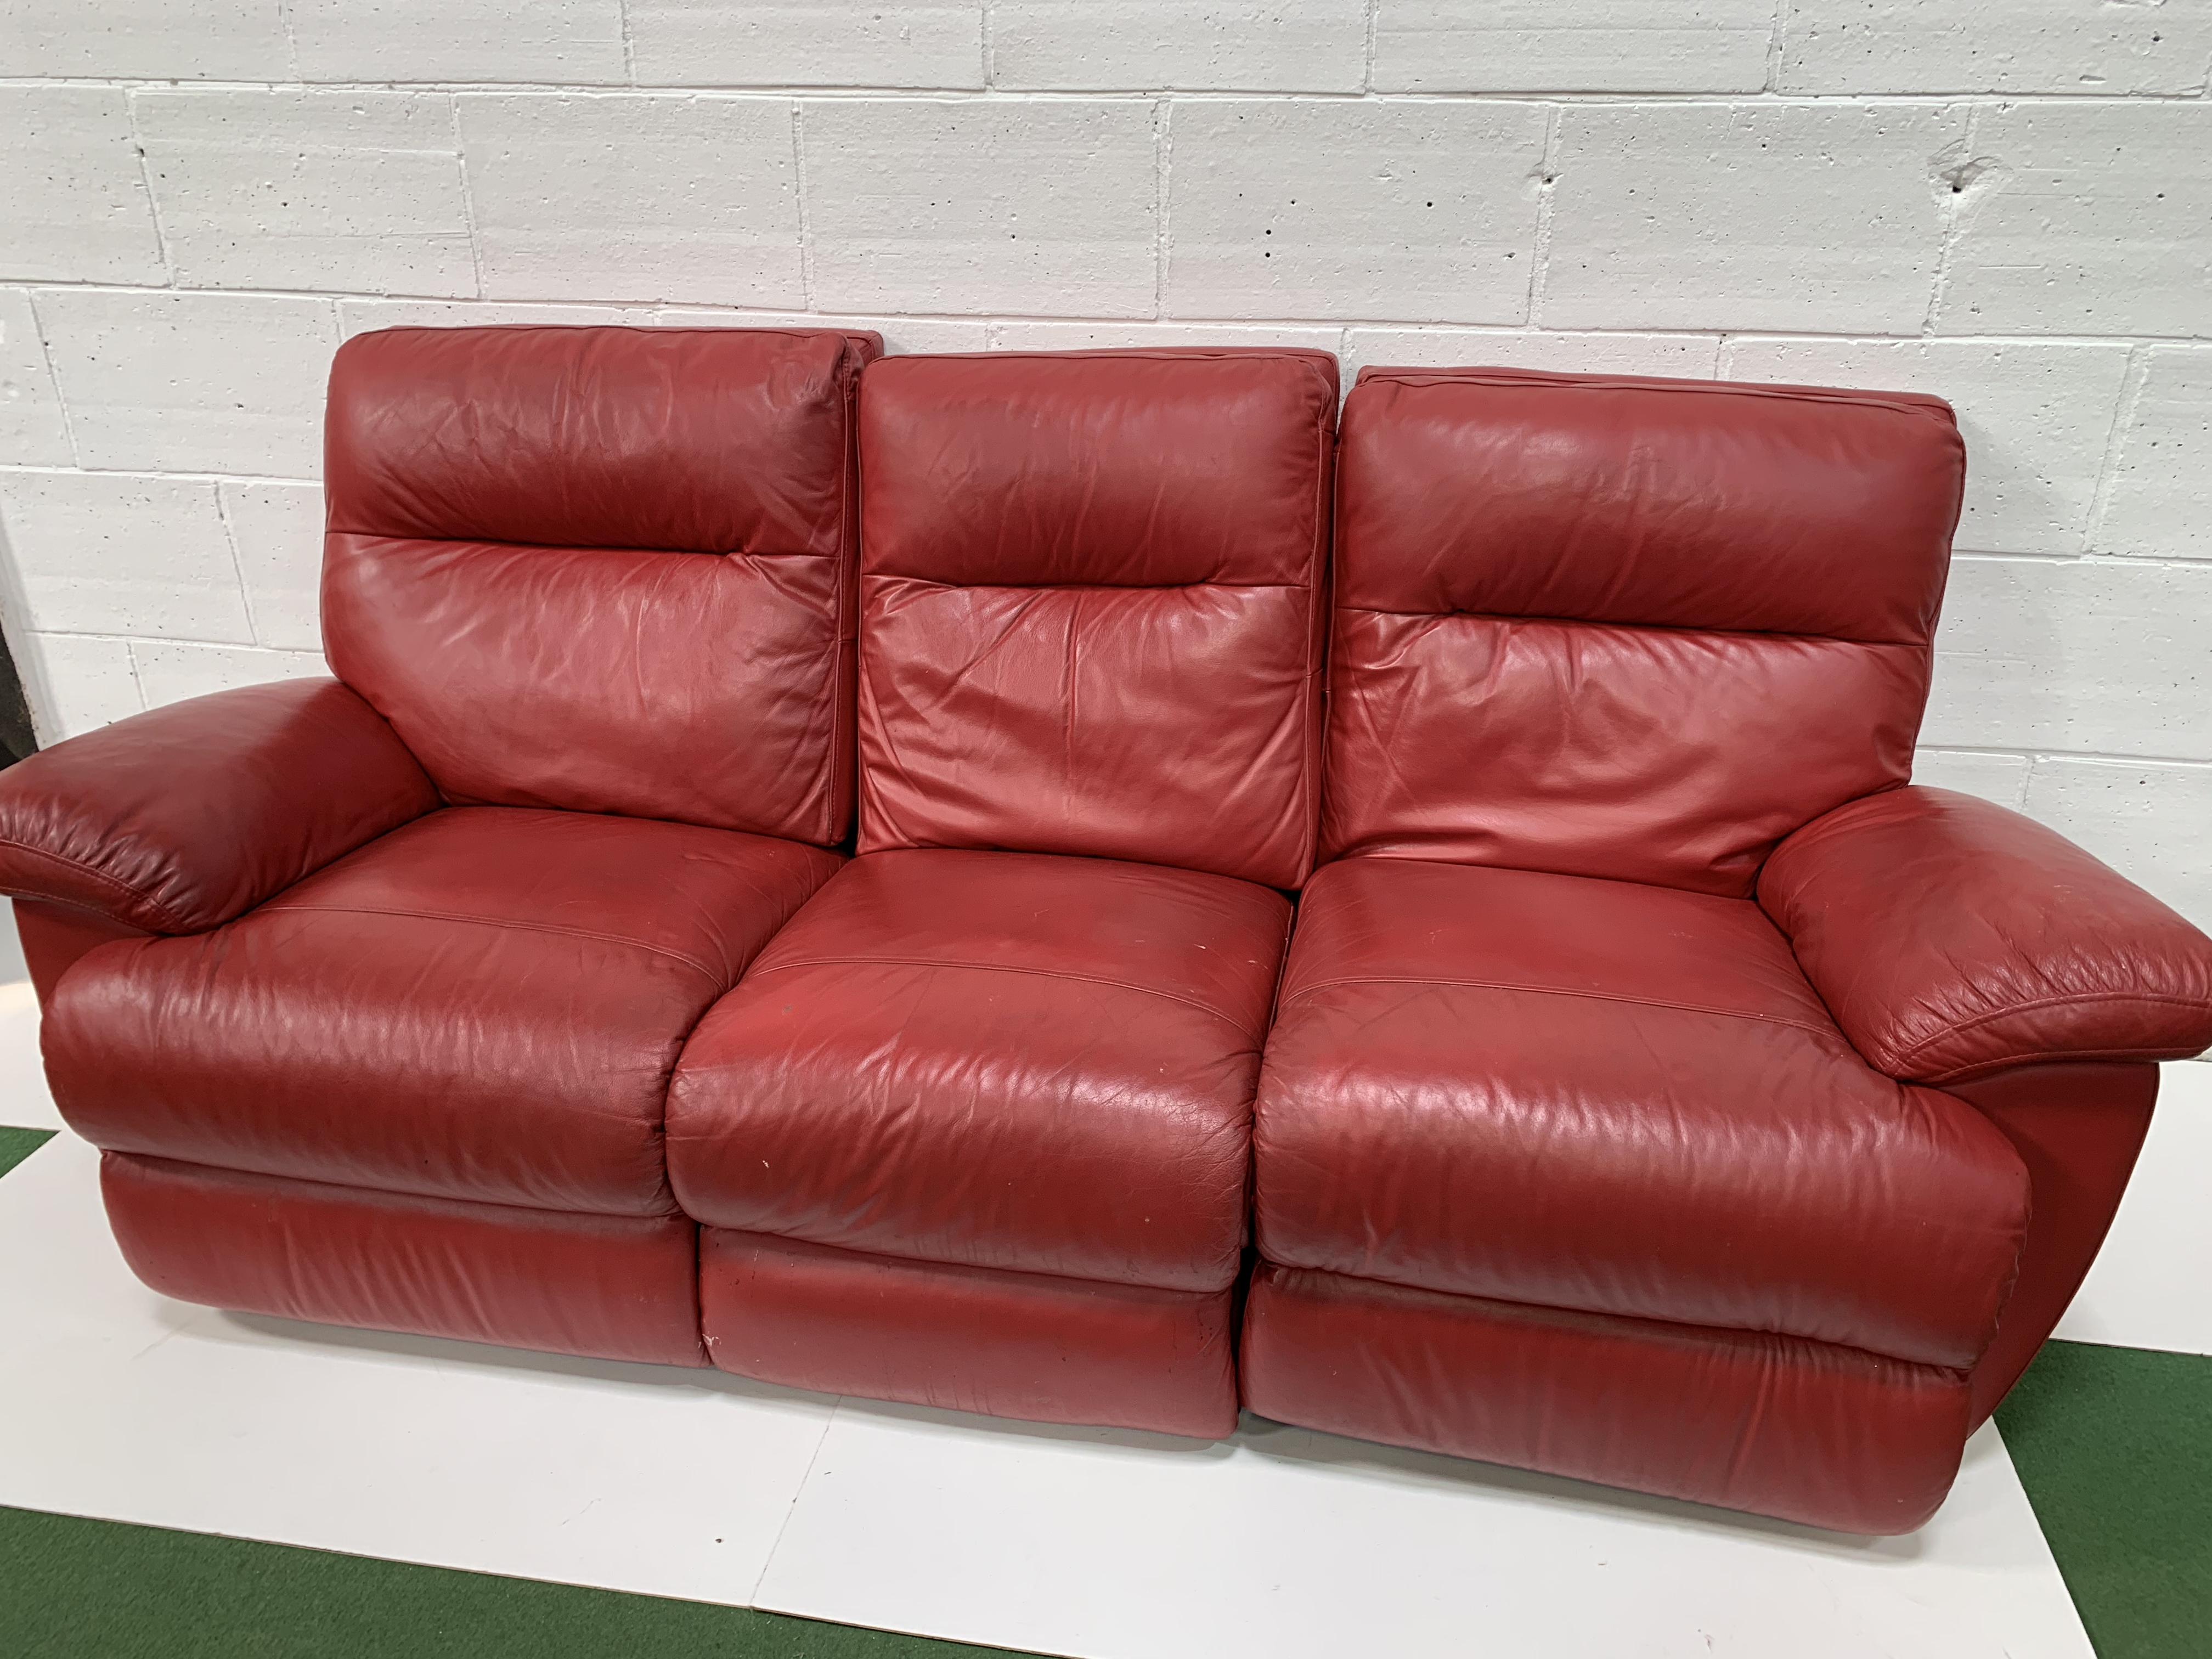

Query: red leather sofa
1;330;2206;1536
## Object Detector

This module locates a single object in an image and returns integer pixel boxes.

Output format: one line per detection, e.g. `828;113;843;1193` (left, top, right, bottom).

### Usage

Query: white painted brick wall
1;8;2207;934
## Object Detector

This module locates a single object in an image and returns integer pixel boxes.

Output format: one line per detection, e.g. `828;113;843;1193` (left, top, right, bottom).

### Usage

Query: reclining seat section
0;324;879;1365
667;348;1338;1437
1243;366;2212;1533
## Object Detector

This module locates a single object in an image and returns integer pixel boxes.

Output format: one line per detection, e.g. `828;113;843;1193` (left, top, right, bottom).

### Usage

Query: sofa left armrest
1759;786;2212;1084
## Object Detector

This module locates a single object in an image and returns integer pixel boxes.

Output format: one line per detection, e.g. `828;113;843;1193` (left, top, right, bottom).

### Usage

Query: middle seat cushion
45;806;842;1216
667;848;1294;1294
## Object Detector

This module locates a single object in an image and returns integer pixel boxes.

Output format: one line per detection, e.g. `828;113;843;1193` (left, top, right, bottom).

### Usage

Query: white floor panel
0;980;61;1131
2055;1058;2212;1354
753;1396;2086;1659
0;1131;837;1605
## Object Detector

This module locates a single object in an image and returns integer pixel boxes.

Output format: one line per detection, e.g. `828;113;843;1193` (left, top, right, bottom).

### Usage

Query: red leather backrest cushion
1328;367;1966;896
323;326;878;845
857;349;1338;888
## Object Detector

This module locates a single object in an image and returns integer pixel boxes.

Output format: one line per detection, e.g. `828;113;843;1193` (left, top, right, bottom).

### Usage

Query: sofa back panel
1338;369;1962;642
856;351;1338;888
1327;367;1966;895
325;535;843;837
323;326;877;844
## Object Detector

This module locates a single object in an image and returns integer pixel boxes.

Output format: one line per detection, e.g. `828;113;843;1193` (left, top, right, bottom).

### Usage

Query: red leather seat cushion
46;806;840;1215
1255;858;2032;1368
668;848;1293;1293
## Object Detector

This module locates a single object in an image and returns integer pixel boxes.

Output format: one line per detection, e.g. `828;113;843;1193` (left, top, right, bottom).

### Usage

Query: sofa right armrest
0;678;439;935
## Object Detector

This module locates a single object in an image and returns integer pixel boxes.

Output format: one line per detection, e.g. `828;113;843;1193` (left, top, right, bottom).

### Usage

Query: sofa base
102;1152;708;1368
700;1228;1239;1438
1240;1262;1971;1534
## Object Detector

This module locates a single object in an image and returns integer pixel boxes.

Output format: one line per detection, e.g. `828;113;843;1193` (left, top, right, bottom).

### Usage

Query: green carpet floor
1998;1339;2212;1659
0;1123;54;1177
0;1505;1032;1659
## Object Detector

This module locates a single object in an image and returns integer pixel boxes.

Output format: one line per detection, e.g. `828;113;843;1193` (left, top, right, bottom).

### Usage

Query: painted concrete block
218;481;324;652
1925;555;2212;759
1909;748;2030;809
289;0;629;85
0;0;292;80
13;633;142;742
2095;346;2212;562
1374;1;1774;93
1545;102;1964;332
993;3;1367;93
1723;336;2132;556
2026;757;2212;930
338;300;661;336
1939;101;2212;338
1343;328;1721;380
804;99;1158;315
0;471;253;643
0;290;73;469
1781;1;2212;97
628;1;983;88
134;90;476;297
1167;99;1548;324
131;640;332;710
1;88;167;286
34;290;338;477
990;320;1344;353
650;309;991;353
461;94;806;307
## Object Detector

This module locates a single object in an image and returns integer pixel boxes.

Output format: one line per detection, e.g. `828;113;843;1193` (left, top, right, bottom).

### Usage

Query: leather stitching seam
748;953;1265;1044
258;902;727;982
0;837;189;932
1278;973;1839;1040
1892;989;2212;1071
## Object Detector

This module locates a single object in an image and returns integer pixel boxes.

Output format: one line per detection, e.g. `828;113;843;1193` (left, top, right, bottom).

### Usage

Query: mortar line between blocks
448;97;489;302
615;0;637;87
119;91;178;291
790;101;815;311
20;291;84;470
1922;103;1983;337
1152;99;1171;320
206;478;267;647
1765;0;1788;94
2081;344;2158;556
1524;105;1563;328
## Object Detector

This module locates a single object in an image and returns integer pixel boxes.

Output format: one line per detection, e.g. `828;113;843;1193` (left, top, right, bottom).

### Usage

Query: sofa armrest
0;679;439;935
1759;786;2212;1084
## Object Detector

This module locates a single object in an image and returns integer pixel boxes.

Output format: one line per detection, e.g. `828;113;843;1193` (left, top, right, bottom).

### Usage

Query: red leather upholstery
104;1152;706;1368
670;848;1289;1293
1325;368;1964;896
854;349;1336;889
1955;1062;2159;1425
13;899;149;1008
325;326;878;843
1762;786;2212;1083
1243;1263;1971;1535
0;680;436;935
48;806;838;1215
1254;858;2030;1367
701;1228;1237;1437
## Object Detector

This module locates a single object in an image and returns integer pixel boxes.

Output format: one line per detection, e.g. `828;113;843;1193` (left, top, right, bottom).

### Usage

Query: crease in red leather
701;1227;1237;1437
104;1152;706;1368
324;326;878;842
1255;858;2029;1367
1324;367;1964;893
0;679;437;935
48;806;840;1216
1761;786;2212;1081
669;847;1290;1293
854;350;1335;888
1242;1261;1970;1535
